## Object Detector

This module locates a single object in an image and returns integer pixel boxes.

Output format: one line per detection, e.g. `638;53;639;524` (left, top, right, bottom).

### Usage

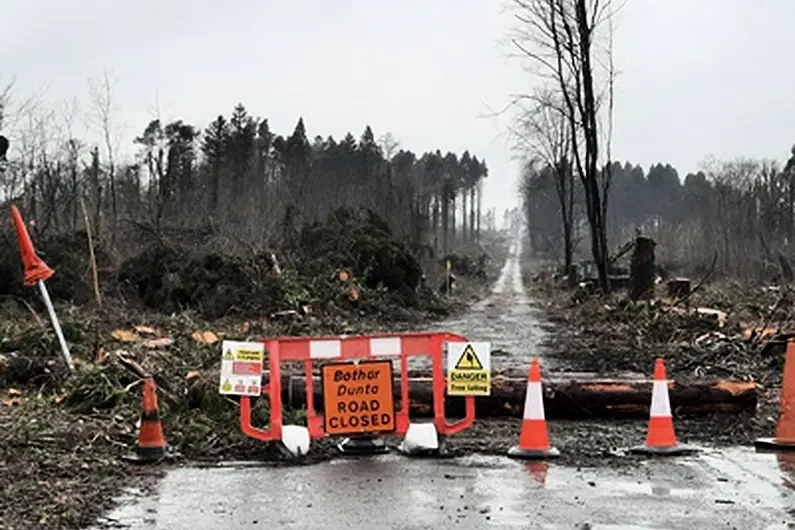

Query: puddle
692;446;795;510
453;454;522;469
92;446;795;530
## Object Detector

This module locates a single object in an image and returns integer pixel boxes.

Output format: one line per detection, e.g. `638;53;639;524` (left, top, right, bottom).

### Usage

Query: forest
0;86;494;316
522;147;795;279
0;100;489;256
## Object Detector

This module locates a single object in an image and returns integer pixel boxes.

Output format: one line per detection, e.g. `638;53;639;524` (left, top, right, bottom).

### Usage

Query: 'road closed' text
322;360;396;436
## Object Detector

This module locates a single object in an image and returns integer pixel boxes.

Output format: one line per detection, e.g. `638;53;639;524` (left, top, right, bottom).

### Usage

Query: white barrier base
281;425;311;457
398;423;439;455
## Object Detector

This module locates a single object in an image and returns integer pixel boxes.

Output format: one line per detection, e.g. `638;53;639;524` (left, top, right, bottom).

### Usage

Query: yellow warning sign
234;349;263;362
219;340;264;397
454;344;483;370
447;342;491;396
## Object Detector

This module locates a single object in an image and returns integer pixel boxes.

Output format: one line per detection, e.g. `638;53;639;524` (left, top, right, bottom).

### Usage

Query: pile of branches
0;207;450;321
534;277;792;385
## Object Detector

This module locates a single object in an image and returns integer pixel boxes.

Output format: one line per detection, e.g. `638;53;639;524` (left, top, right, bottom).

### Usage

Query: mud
92;448;795;530
417;229;553;376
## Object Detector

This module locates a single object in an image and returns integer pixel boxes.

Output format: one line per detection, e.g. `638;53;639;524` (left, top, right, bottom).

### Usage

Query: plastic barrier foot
337;435;389;455
508;445;560;460
280;425;311;457
398;423;440;456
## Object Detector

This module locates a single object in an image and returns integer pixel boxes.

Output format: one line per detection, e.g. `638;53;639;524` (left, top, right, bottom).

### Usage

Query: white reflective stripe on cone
649;380;672;417
369;337;402;356
523;381;545;420
309;340;342;359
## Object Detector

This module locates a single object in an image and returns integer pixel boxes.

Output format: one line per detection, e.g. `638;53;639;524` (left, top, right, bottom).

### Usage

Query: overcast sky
2;0;794;219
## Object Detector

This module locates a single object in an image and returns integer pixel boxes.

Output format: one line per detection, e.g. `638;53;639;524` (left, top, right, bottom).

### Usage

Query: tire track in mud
413;228;553;376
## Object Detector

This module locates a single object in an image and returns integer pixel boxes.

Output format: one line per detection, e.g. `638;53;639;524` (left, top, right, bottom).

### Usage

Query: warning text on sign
321;360;396;436
448;370;490;395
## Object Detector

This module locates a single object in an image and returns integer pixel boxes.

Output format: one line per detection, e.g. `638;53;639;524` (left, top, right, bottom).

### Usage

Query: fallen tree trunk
278;375;757;419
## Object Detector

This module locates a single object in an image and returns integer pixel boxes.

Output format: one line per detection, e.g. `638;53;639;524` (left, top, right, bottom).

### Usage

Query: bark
279;375;757;419
629;236;656;300
462;189;468;242
469;186;476;242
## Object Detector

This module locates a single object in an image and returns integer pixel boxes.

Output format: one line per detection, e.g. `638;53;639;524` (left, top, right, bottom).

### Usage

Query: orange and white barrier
508;359;559;459
221;332;480;457
630;358;697;456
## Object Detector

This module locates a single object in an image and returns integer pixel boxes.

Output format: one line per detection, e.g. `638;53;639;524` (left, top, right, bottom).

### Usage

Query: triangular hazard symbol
222;379;232;392
454;344;483;370
223;349;234;360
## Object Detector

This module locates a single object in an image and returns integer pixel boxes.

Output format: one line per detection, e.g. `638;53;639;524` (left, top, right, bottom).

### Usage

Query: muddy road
95;448;795;529
85;229;795;529
422;229;553;377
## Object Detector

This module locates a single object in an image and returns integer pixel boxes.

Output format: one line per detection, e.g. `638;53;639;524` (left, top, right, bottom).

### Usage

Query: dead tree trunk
629;236;656;300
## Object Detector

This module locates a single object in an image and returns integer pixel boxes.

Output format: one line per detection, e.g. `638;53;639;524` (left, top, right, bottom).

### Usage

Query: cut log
277;375;757;419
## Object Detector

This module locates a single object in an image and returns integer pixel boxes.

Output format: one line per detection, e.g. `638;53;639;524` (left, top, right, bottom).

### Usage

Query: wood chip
192;330;219;345
110;329;137;342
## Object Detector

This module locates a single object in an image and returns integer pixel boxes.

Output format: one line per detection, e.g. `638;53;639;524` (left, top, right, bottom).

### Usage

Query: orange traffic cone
125;377;168;463
756;342;795;451
10;204;54;286
508;359;559;459
630;358;696;456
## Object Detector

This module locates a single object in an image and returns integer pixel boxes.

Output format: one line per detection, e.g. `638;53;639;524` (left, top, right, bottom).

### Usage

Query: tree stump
565;263;579;289
629;236;656;300
666;277;691;299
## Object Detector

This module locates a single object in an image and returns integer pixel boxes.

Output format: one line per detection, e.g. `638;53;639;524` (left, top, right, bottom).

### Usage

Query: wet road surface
92;232;795;529
95;448;795;529
426;228;552;376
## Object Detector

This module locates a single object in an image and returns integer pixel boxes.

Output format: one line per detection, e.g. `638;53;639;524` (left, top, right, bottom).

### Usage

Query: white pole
37;279;74;373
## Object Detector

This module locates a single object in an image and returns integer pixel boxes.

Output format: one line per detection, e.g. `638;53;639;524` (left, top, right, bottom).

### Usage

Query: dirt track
424;228;554;376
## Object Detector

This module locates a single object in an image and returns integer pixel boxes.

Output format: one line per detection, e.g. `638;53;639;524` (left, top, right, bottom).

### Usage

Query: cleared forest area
0;81;509;529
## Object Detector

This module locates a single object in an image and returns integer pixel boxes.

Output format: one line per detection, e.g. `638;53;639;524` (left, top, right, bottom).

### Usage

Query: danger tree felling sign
446;342;491;396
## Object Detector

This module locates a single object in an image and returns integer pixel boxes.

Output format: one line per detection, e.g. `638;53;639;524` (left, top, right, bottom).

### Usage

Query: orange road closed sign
321;360;396;436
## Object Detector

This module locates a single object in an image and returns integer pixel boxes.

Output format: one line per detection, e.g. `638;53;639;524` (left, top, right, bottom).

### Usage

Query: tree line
0;92;490;262
522;146;795;278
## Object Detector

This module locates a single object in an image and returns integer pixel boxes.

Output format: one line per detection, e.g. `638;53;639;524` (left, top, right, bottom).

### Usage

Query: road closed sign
447;342;491;396
321;360;396;436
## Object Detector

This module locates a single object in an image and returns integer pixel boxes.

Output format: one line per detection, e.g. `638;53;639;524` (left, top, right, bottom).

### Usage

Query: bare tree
514;85;577;270
57;97;87;230
378;132;400;160
0;79;12;131
508;0;622;293
88;70;122;238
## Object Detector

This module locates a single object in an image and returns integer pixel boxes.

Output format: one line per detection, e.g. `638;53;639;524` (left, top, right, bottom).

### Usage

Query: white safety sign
446;342;491;396
219;340;265;397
